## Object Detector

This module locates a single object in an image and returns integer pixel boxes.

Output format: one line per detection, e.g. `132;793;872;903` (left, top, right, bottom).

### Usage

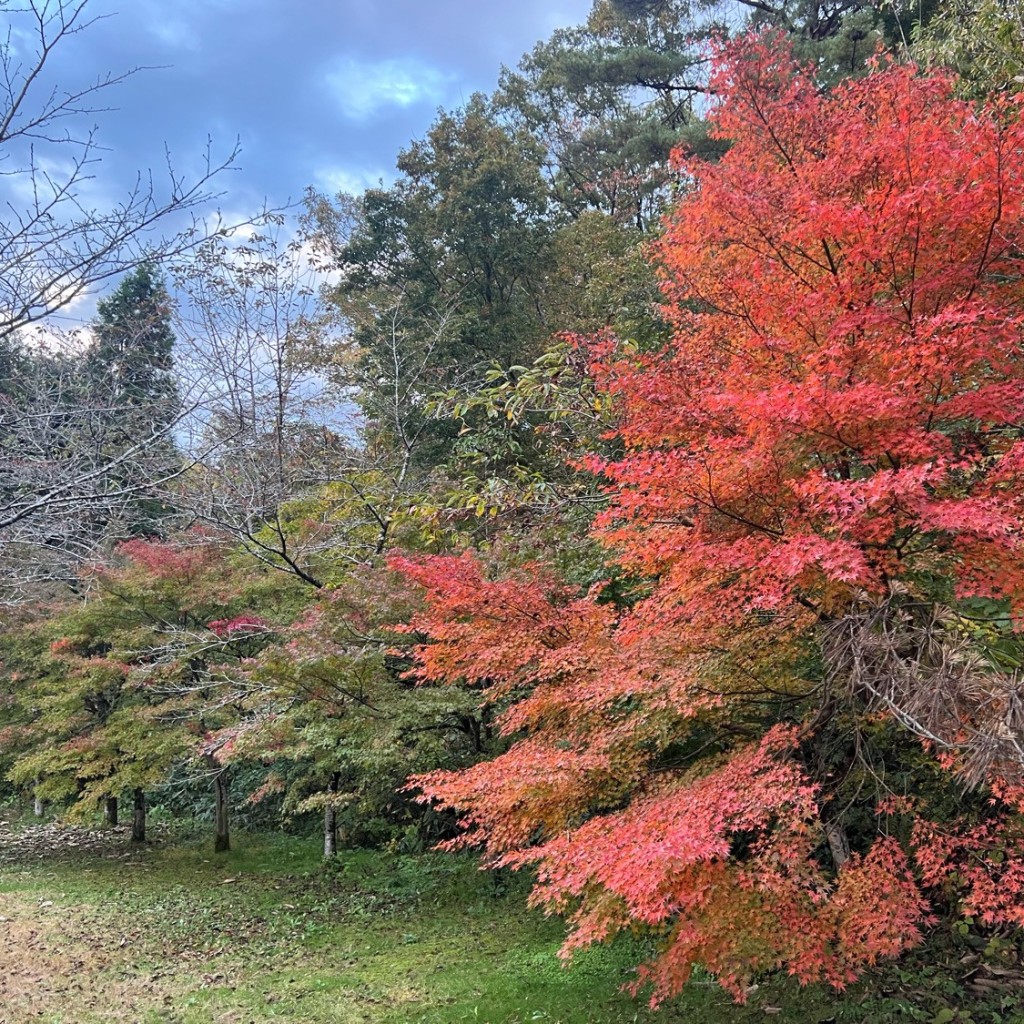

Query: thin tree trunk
214;769;230;853
825;819;850;869
33;782;45;818
131;788;146;843
104;795;118;827
324;771;340;859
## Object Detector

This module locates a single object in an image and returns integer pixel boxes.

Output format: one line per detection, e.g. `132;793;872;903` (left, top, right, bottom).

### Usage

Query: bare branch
823;593;1024;788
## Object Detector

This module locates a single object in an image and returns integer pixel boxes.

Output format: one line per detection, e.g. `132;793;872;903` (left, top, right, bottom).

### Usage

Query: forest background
3;0;1024;1012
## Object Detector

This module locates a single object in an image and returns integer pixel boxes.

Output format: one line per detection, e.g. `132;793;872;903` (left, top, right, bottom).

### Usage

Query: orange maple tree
392;36;1024;1002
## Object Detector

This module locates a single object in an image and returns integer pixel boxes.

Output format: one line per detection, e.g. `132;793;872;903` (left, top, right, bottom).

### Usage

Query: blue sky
30;0;593;218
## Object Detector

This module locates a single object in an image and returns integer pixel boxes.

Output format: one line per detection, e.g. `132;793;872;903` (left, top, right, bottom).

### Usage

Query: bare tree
171;224;355;588
169;214;469;589
0;337;196;600
0;0;242;341
0;0;250;592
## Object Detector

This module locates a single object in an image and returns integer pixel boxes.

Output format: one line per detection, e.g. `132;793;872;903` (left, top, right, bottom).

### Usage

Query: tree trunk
131;788;146;843
104;795;118;827
825;819;850;870
33;783;45;818
323;771;340;859
214;769;230;853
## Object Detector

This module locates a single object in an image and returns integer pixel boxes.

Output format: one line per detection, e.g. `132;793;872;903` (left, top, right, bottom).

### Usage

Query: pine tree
84;263;182;538
88;263;178;419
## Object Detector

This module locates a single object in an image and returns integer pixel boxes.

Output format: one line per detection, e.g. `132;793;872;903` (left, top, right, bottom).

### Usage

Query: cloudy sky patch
146;18;200;51
325;56;456;121
0;0;593;321
5;0;593;211
314;165;392;197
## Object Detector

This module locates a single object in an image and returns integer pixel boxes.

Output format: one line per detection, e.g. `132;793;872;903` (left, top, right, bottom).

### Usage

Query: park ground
0;816;1017;1024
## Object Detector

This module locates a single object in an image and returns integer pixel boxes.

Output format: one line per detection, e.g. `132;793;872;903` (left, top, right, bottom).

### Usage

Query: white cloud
324;56;456;120
140;0;252;51
313;165;392;196
148;18;200;51
21;287;98;353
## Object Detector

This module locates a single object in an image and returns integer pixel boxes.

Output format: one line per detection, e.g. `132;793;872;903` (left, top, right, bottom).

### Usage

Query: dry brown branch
822;593;1024;787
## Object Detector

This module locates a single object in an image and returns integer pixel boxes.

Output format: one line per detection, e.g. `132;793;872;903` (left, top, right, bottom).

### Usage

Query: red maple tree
393;37;1024;1002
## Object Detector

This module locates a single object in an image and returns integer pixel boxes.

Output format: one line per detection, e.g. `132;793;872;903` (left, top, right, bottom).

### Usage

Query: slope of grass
0;820;1016;1023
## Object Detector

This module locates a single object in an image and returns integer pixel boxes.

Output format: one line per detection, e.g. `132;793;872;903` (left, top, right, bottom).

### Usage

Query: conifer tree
84;263;182;537
87;263;178;423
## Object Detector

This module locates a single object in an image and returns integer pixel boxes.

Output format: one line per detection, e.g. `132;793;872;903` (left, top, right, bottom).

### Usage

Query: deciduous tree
0;0;242;585
0;0;238;341
394;38;1024;1003
6;534;295;850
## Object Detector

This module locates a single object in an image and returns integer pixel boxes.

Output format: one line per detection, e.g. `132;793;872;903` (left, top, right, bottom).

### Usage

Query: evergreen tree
913;0;1023;95
84;263;182;538
87;263;178;421
314;96;554;475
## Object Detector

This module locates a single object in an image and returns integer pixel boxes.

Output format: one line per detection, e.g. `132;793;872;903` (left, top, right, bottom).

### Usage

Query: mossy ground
0;819;1017;1023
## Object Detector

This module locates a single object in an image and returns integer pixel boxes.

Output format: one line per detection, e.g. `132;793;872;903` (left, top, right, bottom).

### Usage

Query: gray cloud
3;0;594;222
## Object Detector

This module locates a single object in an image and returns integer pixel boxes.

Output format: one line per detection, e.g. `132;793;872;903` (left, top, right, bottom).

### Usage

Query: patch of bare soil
0;893;192;1023
0;820;204;1022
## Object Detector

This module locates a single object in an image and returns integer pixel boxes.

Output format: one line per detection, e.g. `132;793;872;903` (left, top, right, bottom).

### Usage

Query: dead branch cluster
823;593;1024;788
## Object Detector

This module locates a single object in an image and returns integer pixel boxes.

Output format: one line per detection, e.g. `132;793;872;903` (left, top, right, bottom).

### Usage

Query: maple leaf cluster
392;36;1024;1002
207;614;269;638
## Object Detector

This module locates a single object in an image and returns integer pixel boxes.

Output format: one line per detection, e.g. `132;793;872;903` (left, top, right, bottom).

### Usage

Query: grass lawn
0;818;1015;1023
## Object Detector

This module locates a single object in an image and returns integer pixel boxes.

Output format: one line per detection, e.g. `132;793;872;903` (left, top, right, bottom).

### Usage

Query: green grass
0;825;1019;1023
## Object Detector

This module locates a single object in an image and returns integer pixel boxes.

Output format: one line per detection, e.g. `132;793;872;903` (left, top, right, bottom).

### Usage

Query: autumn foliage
393;38;1024;1003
